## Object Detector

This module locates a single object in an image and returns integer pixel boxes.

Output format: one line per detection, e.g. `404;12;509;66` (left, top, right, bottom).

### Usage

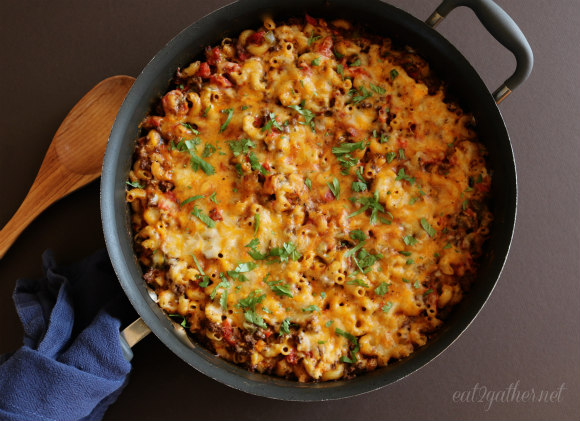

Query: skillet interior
101;0;516;401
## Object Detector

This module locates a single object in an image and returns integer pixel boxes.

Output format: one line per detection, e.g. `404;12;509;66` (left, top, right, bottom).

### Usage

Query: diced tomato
209;74;232;88
346;126;361;138
247;30;265;45
398;138;408;148
238;50;251;61
196;62;211;78
206;46;222;65
264;330;272;338
222;320;236;346
323;189;335;202
209;208;223;221
305;14;318;26
165;191;178;203
315;36;333;57
348;67;370;77
476;181;490;193
286;348;298;365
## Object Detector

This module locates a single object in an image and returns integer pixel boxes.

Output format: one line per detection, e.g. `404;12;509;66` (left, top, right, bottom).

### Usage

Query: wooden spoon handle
0;158;97;259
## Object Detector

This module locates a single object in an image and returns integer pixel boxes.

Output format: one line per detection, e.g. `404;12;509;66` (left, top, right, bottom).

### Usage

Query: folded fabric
0;249;135;421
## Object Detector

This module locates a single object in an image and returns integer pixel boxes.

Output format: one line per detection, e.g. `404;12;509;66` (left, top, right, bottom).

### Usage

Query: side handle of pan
426;0;533;104
119;318;152;361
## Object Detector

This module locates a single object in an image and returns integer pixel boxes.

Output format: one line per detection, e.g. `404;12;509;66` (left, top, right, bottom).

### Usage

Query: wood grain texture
0;76;135;259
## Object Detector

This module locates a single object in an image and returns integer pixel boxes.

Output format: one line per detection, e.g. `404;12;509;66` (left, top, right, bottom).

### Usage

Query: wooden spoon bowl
0;75;135;259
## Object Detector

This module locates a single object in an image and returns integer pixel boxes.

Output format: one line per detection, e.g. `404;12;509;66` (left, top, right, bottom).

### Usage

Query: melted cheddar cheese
127;16;492;382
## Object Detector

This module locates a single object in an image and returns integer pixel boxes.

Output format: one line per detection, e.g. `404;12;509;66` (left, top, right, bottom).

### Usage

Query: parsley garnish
126;180;144;188
390;69;399;80
382;302;393;313
269;242;302;262
374;281;390;296
238;290;267;329
420;218;436;238
262;112;283;133
308;32;322;46
210;277;230;300
180;195;204;207
267;280;293;298
337;64;344;79
180;122;199;134
169;314;190;329
248;152;269;175
191;206;216;228
403;235;418;246
335;328;359;363
351;85;372;104
347;279;369;288
349;229;367;241
349;58;361;67
395;168;415;185
386;151;396;163
220;108;234;132
228;138;255;156
332;141;366;155
202;143;217;158
210;192;218;204
254;214;260;235
190;154;215;175
302;305;320;313
311;57;321;66
288;103;316;132
280;318;291;335
327;177;340;199
348;192;385;225
370;83;386;94
305;177;312;189
398;148;406;160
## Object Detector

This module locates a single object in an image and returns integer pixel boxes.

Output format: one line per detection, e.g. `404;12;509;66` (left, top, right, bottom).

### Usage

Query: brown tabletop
1;1;578;420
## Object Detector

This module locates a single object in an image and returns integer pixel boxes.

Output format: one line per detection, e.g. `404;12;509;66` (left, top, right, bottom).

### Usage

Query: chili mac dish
126;15;493;382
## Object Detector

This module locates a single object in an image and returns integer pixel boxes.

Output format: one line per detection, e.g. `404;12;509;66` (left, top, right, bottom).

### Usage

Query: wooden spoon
0;75;135;259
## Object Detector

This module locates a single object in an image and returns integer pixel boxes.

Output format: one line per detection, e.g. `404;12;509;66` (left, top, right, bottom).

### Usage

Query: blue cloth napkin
0;250;134;421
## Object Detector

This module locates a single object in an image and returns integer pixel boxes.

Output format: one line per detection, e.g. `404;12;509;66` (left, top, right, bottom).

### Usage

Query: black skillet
101;0;533;401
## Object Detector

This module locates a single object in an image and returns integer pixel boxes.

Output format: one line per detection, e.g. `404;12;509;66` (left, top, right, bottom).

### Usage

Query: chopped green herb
203;105;211;117
180;195;205;207
180;122;199;134
374;281;390;296
241;105;249;111
302;305;320;313
269;242;302;262
395;168;415;185
202;143;217;158
406;258;414;265
262;112;283;133
288;104;316;132
337;64;344;79
210;278;230;300
390;69;399;80
350;58;361;67
386;152;397;163
311;57;321;66
308;32;322;46
190;154;215;175
335;328;359;363
347;279;369;288
333;48;344;59
351;85;372;104
332;141;366;155
443;242;452;249
305;177;312;189
370;83;386;94
219;290;228;310
280;318;291;335
462;199;469;210
420;218;437;238
348;192;385;225
327;177;340;199
382;302;393;313
423;288;434;297
126;180;144;189
268;281;293;298
325;320;334;328
238;290;267;329
403;235;418;246
398;148;406;160
169;314;190;329
402;278;411;283
254;213;260;235
380;133;390;143
320;292;326;299
228;138;255;156
210;192;218;204
248;152;269;175
399;251;412;257
220;108;234;132
191;206;216;228
350;229;367;241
